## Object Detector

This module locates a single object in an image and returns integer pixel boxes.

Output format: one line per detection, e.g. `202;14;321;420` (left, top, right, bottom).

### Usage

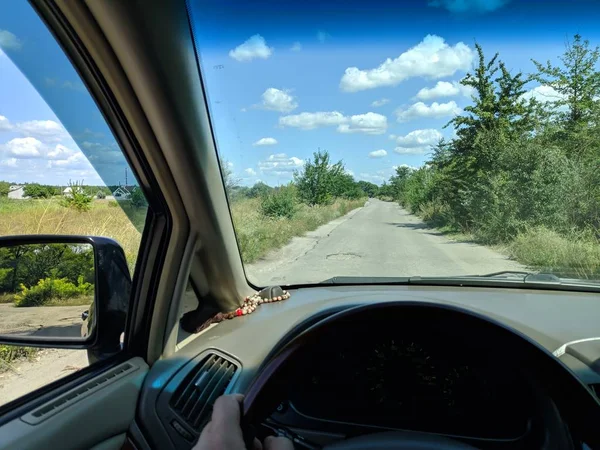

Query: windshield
189;0;600;287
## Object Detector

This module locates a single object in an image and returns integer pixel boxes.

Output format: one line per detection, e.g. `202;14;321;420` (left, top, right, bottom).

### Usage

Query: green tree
248;182;272;198
24;183;58;199
357;181;379;198
61;180;92;211
294;150;345;205
130;187;148;208
220;159;239;195
533;34;600;127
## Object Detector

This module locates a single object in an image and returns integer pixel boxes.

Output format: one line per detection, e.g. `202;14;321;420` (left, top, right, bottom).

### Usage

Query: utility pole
125;167;128;186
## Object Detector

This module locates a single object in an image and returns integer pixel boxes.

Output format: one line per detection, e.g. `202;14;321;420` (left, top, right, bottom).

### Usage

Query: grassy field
0;198;146;271
0;196;365;268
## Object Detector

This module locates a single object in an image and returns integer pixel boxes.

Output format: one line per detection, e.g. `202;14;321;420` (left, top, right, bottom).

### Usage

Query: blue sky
0;0;599;187
192;0;600;185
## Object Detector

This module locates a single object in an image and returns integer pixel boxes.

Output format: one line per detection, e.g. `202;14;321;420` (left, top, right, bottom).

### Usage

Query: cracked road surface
248;199;525;286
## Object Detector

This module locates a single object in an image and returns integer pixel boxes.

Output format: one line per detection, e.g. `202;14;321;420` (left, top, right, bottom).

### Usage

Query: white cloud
521;85;564;103
428;0;510;13
317;31;330;43
0;115;12;132
260;88;298;113
253;137;278;146
0;30;22;51
229;34;273;62
16;120;67;141
291;42;302;52
368;149;388;158
394;147;429;155
337;112;387;135
0;158;17;167
3;137;43;158
245;168;257;176
47;152;90;169
396;101;461;122
47;144;76;160
415;81;474;100
388;134;397;140
258;153;304;175
394;129;442;154
358;170;392;184
279;111;347;130
340;35;473;92
371;98;390;107
280;111;387;134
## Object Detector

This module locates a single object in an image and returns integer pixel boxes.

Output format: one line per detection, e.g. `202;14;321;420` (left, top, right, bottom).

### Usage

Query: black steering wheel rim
242;301;600;448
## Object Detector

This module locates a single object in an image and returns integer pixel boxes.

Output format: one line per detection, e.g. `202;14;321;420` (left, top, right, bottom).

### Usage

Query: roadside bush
14;276;93;307
419;201;451;227
0;181;9;197
260;186;297;219
342;185;363;200
108;200;118;207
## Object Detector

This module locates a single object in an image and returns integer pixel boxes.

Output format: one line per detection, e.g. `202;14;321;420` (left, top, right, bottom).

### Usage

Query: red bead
236;309;242;316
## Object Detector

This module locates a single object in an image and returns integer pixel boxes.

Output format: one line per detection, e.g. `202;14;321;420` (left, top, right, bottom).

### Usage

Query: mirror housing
0;235;131;362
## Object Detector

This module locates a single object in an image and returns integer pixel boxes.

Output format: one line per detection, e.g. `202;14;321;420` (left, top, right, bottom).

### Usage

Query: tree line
383;34;600;264
223;150;380;219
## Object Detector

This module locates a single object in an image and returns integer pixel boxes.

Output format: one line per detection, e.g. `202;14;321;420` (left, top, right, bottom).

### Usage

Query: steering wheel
241;302;600;449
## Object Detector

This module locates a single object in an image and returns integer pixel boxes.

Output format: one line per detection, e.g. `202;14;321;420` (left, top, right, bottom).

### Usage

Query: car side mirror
0;235;131;362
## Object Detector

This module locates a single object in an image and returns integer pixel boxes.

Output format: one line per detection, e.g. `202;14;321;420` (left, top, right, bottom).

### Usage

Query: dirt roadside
0;303;90;405
0;303;87;337
0;348;88;405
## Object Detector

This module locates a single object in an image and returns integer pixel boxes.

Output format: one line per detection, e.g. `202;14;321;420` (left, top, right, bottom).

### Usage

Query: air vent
171;353;238;430
22;361;137;425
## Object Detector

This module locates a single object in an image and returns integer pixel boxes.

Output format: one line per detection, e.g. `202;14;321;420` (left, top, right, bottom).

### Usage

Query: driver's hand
193;394;293;450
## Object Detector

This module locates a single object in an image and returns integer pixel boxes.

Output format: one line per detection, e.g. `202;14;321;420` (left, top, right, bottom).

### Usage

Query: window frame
0;0;172;421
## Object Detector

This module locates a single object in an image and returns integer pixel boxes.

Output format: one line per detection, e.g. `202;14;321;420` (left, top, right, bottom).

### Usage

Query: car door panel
0;358;147;450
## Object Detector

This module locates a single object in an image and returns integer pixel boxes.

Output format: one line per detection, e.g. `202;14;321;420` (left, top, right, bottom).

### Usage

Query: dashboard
135;285;600;449
274;316;532;440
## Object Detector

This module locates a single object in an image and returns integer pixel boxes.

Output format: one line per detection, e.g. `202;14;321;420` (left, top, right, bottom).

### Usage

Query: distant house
7;185;26;200
112;186;131;200
63;187;73;197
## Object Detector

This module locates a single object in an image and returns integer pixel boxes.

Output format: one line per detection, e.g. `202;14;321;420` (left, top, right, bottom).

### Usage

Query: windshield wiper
319;276;410;285
319;272;600;292
470;271;562;282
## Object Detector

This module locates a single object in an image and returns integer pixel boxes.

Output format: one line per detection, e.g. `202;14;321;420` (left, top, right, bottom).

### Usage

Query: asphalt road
249;199;525;286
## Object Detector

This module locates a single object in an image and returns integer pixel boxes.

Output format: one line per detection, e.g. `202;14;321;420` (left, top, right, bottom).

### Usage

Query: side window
0;5;147;406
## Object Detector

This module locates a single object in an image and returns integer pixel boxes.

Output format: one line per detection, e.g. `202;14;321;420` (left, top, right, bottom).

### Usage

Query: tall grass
508;227;600;280
0;345;38;372
0;198;145;272
232;197;365;263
